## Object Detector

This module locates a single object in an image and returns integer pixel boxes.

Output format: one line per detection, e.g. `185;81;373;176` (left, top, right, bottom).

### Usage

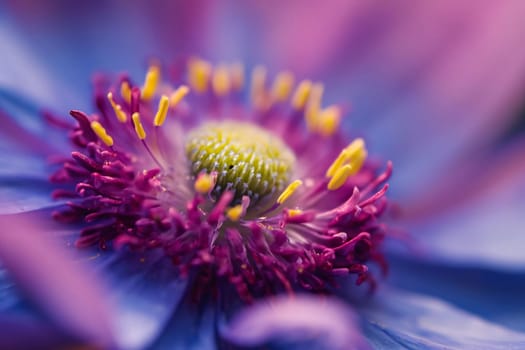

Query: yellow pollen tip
287;209;303;218
317;105;341;136
292;80;312;110
212;65;231;96
194;173;215;194
188;58;211;93
327;164;353;191
153;95;170;127
226;205;244;222
277;179;303;204
230;62;244;91
90;121;114;146
305;83;324;131
120;81;131;103
326;138;366;178
142;65;160;101
271;71;295;102
170;85;190;108
107;92;127;123
251;65;268;110
132;112;146;140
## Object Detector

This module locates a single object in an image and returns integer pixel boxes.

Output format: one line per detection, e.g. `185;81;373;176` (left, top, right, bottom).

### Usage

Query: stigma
50;58;392;301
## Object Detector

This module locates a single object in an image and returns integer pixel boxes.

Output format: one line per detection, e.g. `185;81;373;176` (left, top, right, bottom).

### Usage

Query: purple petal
398;140;525;270
0;315;79;350
0;214;115;348
223;295;370;350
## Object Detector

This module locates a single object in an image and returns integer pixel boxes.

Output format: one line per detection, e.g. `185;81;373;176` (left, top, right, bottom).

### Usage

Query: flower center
185;121;295;203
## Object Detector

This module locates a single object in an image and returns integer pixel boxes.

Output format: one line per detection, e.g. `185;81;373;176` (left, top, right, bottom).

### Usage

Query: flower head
50;59;391;301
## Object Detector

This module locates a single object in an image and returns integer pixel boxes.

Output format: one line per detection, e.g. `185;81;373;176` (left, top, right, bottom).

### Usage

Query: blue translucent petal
150;300;217;350
388;254;525;333
78;250;189;350
360;288;525;350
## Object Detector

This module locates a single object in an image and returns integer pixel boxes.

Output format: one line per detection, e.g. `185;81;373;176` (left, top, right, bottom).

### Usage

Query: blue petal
50;222;190;350
360;288;525;350
388;254;525;333
92;251;189;350
150;300;217;350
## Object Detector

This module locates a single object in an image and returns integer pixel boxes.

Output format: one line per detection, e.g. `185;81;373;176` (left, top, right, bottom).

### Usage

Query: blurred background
1;0;525;213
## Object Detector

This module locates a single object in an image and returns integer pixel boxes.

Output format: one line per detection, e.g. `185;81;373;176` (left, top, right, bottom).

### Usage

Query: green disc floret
186;121;295;203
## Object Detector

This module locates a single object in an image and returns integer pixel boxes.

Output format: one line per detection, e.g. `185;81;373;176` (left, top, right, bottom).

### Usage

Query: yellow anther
326;138;367;178
251;65;268;109
277;179;303;204
153;95;170;127
327;165;353;191
317;105;341;136
230;62;244;91
90;121;114;147
194;173;215;194
305;83;324;131
287;209;303;218
170;85;190;108
271;71;294;102
188;58;211;93
291;80;312;110
212;65;231;96
120;81;131;103
107;92;127;123
142;65;160;101
226;205;243;222
347;147;368;176
132;112;146;140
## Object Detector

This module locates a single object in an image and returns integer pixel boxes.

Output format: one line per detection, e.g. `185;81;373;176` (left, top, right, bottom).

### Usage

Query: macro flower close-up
1;1;525;349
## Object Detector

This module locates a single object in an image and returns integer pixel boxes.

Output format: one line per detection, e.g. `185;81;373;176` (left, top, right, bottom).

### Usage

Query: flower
49;59;391;302
1;1;525;349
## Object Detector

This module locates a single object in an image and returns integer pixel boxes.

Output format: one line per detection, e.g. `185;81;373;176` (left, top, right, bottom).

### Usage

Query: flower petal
400;141;525;270
223;295;370;350
94;251;189;350
0;213;115;348
360;287;525;349
388;254;525;333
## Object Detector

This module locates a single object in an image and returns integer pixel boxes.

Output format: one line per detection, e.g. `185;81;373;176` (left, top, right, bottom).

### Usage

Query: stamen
251;66;268;110
188;58;212;93
317;105;341;136
327;164;352;190
271;71;294;102
90;121;114;146
230;62;244;91
141;65;160;101
132;112;146;140
170;85;190;108
226;204;243;221
153;95;170;127
326;138;365;178
107;92;127;123
120;81;131;103
291;80;312;110
194;173;216;194
305;83;324;131
277;179;303;204
287;209;303;218
212;65;231;96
